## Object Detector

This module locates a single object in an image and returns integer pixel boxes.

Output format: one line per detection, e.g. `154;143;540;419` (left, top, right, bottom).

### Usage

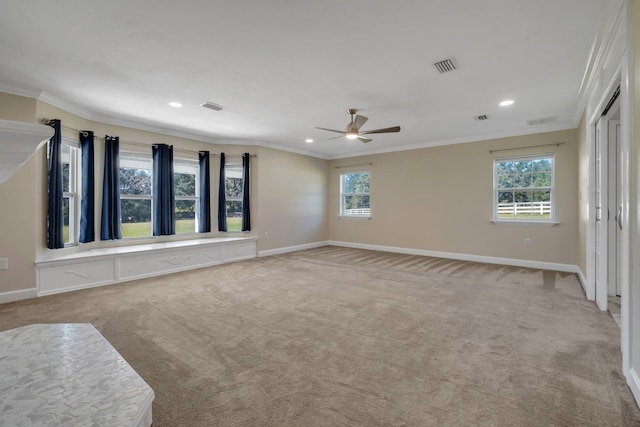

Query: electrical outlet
264;232;269;239
524;238;531;247
0;258;7;270
348;227;354;233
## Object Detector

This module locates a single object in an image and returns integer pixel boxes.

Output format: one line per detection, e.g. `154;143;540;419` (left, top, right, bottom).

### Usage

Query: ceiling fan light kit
313;109;401;144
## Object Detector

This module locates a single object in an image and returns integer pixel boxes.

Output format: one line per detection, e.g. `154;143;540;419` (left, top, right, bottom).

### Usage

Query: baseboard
0;288;37;304
627;367;640;408
576;268;588;295
326;240;581;273
258;241;330;257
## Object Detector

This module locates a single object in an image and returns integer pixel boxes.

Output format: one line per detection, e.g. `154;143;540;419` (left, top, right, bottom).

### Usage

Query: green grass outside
64;217;243;242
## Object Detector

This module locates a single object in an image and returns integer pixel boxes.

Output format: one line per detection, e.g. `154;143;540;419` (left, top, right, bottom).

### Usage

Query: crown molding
577;0;626;105
326;121;576;160
0;81;43;99
0;82;577;162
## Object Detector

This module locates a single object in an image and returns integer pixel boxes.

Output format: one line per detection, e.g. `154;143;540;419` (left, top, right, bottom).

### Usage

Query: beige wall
0;93;38;293
256;147;328;253
0;94;329;295
0;91;585;298
577;113;589;276
329;129;579;265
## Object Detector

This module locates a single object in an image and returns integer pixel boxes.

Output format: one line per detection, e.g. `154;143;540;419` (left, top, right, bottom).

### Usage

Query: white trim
576;268;588;295
326;122;576;160
0;288;37;304
0;82;579;162
258;241;329;257
628;368;640;408
490;220;557;227
326;240;581;273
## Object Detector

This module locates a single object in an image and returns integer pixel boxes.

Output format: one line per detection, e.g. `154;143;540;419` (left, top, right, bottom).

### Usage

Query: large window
225;162;243;231
340;171;370;217
174;159;199;234
61;140;80;245
494;154;554;221
120;153;152;238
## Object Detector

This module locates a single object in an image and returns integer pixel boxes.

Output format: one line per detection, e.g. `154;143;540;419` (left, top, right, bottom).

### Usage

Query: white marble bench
0;323;153;427
36;236;257;296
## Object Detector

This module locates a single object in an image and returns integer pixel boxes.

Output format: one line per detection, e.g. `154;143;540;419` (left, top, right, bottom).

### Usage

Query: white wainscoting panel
36;237;256;297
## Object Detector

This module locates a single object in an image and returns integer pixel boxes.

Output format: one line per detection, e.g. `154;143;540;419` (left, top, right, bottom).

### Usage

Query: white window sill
338;216;371;220
491;219;558;227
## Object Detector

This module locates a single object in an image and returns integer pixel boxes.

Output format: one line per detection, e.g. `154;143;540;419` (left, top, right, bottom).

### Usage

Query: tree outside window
494;155;554;221
120;155;152;238
225;163;243;231
340;171;370;217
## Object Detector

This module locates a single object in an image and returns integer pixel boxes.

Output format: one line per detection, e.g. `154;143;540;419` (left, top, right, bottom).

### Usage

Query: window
120;153;153;238
340;171;371;217
225;162;243;231
61;140;80;245
494;154;554;221
174;159;199;234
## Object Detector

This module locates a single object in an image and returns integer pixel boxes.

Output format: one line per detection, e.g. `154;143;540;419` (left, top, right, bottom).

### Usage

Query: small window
61;140;80;246
174;159;199;234
494;154;554;221
225;162;243;231
120;153;153;238
340;171;371;217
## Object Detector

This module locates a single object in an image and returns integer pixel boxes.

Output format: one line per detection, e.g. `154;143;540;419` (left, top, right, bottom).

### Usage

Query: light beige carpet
1;246;638;426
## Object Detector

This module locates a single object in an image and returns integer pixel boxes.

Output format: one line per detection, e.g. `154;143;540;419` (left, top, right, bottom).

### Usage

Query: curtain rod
489;142;564;154
334;162;373;169
44;120;257;157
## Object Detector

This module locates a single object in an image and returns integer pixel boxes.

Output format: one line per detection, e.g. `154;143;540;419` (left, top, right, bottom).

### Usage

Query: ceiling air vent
474;114;489;121
433;57;458;74
527;117;555;126
201;101;225;112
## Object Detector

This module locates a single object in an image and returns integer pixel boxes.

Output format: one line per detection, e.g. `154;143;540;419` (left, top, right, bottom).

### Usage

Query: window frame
339;169;371;219
61;138;80;246
174;157;200;235
492;153;556;225
119;150;153;239
224;161;244;232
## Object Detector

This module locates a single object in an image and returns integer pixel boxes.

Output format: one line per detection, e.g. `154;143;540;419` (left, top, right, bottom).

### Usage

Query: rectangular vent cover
433;57;458;74
201;101;225;111
474;114;489;121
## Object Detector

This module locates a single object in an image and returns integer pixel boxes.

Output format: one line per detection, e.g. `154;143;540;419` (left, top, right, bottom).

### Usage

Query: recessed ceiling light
305;138;314;143
499;100;514;107
169;102;182;108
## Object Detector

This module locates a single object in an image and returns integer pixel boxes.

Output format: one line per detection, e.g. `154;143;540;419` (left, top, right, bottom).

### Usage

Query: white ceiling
0;0;607;159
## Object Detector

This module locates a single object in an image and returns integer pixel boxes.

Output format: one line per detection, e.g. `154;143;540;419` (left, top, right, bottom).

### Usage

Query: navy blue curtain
152;144;175;236
46;119;64;249
198;151;211;233
217;153;227;232
79;131;95;243
100;136;122;240
241;153;251;231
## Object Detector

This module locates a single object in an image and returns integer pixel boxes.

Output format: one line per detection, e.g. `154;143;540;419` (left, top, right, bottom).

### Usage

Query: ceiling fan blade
312;126;346;135
358;136;372;143
317;135;345;142
353;114;368;131
360;126;401;135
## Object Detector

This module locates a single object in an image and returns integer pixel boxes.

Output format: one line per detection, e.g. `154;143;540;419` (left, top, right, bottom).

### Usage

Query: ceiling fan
313;109;401;143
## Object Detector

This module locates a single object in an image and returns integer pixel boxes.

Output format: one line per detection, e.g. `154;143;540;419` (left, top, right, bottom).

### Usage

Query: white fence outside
344;208;371;216
497;201;551;216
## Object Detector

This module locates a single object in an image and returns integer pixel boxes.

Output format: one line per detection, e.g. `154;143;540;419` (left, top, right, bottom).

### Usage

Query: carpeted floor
1;246;638;426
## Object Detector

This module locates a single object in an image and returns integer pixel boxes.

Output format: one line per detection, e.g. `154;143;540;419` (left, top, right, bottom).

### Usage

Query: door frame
586;64;630;375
